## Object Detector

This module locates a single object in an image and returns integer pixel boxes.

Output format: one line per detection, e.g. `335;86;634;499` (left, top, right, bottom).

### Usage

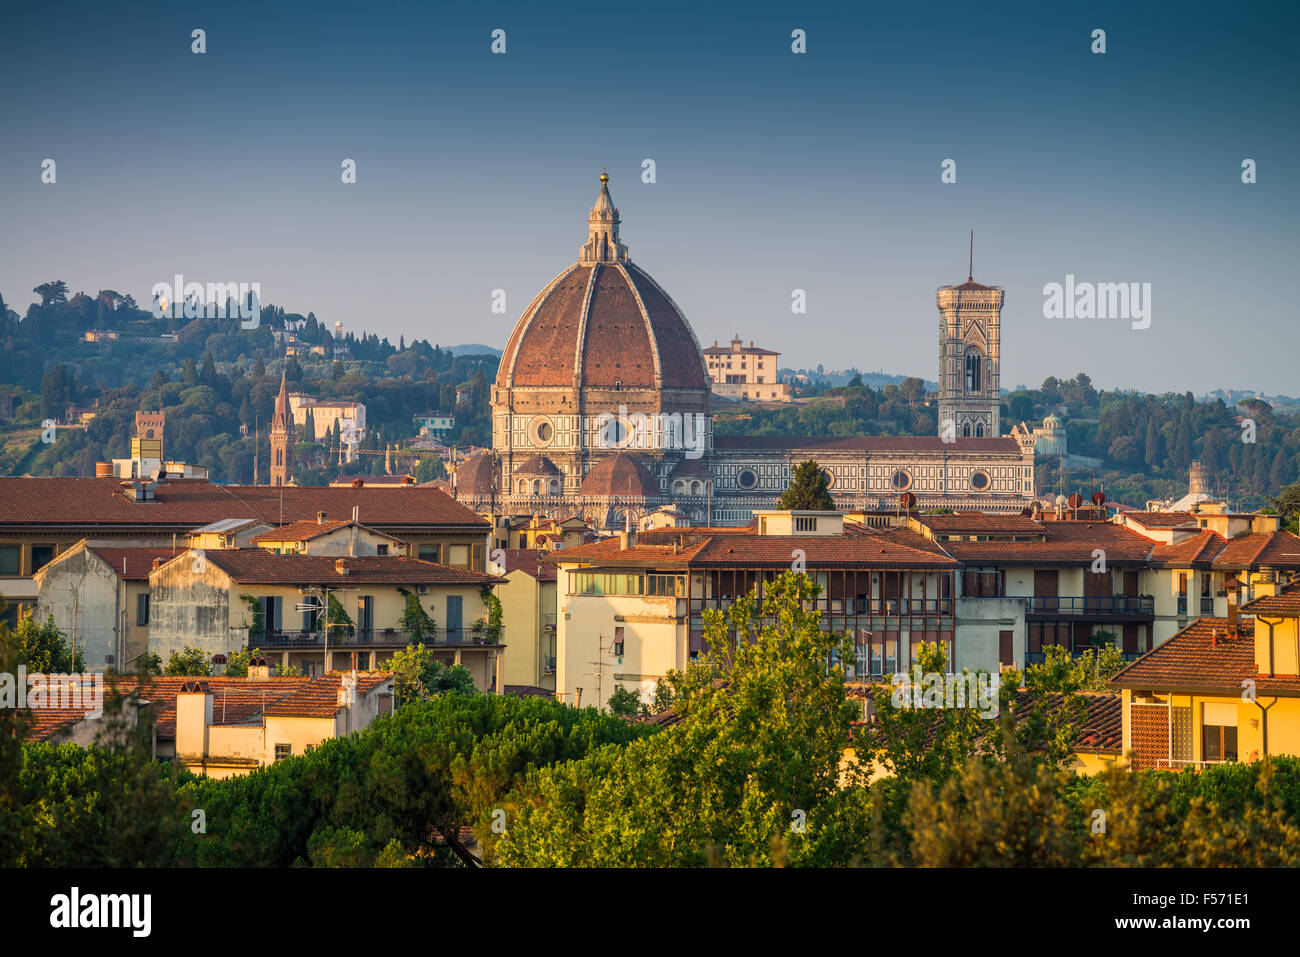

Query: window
418;545;439;562
377;544;389;556
447;544;469;568
274;743;291;762
737;468;758;490
970;470;990;491
965;351;982;392
645;574;686;597
262;596;281;632
0;545;19;576
446;595;463;636
30;545;55;572
794;516;816;532
612;626;625;657
1202;724;1238;763
890;470;912;491
136;592;150;626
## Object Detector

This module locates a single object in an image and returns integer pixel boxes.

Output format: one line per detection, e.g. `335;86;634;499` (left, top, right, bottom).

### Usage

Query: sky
1;0;1296;395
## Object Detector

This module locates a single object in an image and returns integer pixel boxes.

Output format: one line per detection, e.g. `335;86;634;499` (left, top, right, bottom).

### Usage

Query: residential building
1112;576;1300;769
147;549;505;687
493;549;558;693
249;516;405;556
32;543;180;671
703;336;792;402
551;511;959;707
0;476;492;624
187;518;276;550
20;671;396;780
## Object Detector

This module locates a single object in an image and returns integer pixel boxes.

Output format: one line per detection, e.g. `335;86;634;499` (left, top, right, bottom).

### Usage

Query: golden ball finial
600;168;609;185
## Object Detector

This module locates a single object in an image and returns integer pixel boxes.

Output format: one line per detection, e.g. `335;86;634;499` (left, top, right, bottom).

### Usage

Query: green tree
164;646;211;676
606;686;644;717
777;459;834;511
381;643;476;705
498;570;859;866
14;612;84;673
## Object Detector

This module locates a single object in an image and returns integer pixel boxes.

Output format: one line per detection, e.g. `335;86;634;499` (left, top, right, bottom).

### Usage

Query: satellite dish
1055;494;1067;506
1092;491;1106;506
1068;493;1084;509
899;492;917;510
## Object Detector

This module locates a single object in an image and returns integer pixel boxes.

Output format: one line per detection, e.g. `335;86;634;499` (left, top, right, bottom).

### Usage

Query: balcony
1200;597;1216;614
258;626;501;649
1177;596;1187;615
1024;596;1154;616
542;613;557;633
1024;649;1144;666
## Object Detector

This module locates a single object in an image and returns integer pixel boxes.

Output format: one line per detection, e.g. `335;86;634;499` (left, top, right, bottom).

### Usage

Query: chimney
1225;573;1241;636
317;510;327;524
618;513;636;550
247;656;271;680
350;506;359;556
335;558;349;576
175;680;213;760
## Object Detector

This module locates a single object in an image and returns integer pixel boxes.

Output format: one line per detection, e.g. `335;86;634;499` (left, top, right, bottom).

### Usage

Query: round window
529;416;555;448
890;469;912;491
970;470;990;491
737;468;758;490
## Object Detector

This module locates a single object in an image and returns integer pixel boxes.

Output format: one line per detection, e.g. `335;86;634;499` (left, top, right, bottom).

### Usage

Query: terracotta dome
513;455;561;476
579;453;660;499
495;175;709;394
454;452;495;495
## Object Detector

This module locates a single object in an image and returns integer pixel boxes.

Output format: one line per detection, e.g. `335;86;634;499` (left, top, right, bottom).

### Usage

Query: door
1034;569;1059;612
998;630;1014;667
446;595;463;639
358;596;374;640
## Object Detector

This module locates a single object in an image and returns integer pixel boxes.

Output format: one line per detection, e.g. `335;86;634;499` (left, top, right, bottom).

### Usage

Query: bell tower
270;370;295;486
937;232;1003;438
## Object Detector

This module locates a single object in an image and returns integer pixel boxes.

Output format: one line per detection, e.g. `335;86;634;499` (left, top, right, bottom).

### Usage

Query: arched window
517;480;526;494
964;351;982;392
549;479;560;495
673;480;685;494
975;423;984;437
532;480;540;495
691;481;701;495
962;423;972;438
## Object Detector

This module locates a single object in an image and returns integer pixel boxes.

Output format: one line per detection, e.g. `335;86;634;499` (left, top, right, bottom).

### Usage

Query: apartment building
702;335;792;402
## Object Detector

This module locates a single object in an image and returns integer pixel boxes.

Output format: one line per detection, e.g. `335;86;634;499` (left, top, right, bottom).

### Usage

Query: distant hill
445;343;502;357
782;367;938;391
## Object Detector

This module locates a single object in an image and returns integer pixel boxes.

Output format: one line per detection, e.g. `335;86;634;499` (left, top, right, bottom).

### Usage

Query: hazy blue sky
1;1;1296;394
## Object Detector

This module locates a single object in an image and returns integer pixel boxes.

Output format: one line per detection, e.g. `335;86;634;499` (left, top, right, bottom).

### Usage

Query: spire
272;369;293;435
580;170;629;264
968;228;974;281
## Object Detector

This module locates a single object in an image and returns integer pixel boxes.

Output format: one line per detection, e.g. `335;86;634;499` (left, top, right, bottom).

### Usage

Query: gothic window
962;423;971;438
964;351;982;392
691;481;702;495
975;423;984;437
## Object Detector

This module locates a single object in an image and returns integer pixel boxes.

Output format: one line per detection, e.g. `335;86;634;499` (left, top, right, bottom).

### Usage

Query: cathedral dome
454;452;495;495
495;174;709;394
579;452;660;499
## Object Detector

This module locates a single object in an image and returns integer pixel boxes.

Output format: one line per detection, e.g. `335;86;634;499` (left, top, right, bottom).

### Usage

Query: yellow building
702;335;792;402
493;549;558;694
1111;577;1300;769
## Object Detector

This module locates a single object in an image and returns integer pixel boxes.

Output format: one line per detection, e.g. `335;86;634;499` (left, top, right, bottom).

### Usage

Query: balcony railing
1200;597;1216;614
1025;596;1154;615
258;627;501;648
1024;649;1144;666
1156;758;1235;770
542;613;557;632
688;597;954;616
1177;596;1187;615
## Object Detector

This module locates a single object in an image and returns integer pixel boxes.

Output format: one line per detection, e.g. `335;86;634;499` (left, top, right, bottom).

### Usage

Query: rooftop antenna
968;229;974;281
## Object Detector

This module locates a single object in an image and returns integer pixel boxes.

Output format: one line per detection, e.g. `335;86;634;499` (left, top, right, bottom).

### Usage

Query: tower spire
968;228;974;281
580;170;629;264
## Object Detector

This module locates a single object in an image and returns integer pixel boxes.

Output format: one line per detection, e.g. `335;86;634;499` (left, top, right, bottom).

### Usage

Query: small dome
513;455;561;476
454;452;495;495
1043;414;1062;429
580;453;660;499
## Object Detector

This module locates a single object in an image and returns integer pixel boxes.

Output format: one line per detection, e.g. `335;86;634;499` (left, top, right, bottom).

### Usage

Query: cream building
703;336;791;402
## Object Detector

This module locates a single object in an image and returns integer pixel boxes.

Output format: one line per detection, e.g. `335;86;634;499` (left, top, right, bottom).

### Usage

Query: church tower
937;233;1003;438
270;370;295;486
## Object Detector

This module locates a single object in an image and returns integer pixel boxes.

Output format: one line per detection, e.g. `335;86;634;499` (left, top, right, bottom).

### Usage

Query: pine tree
778;460;835;511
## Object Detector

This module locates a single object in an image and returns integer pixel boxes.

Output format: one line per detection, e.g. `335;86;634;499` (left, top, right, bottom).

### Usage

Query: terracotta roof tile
196;551;500;585
85;546;186;580
1110;617;1300;695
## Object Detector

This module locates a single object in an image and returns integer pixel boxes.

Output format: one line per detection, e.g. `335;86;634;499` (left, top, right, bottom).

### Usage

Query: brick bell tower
270;370;295;486
937;231;1003;438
